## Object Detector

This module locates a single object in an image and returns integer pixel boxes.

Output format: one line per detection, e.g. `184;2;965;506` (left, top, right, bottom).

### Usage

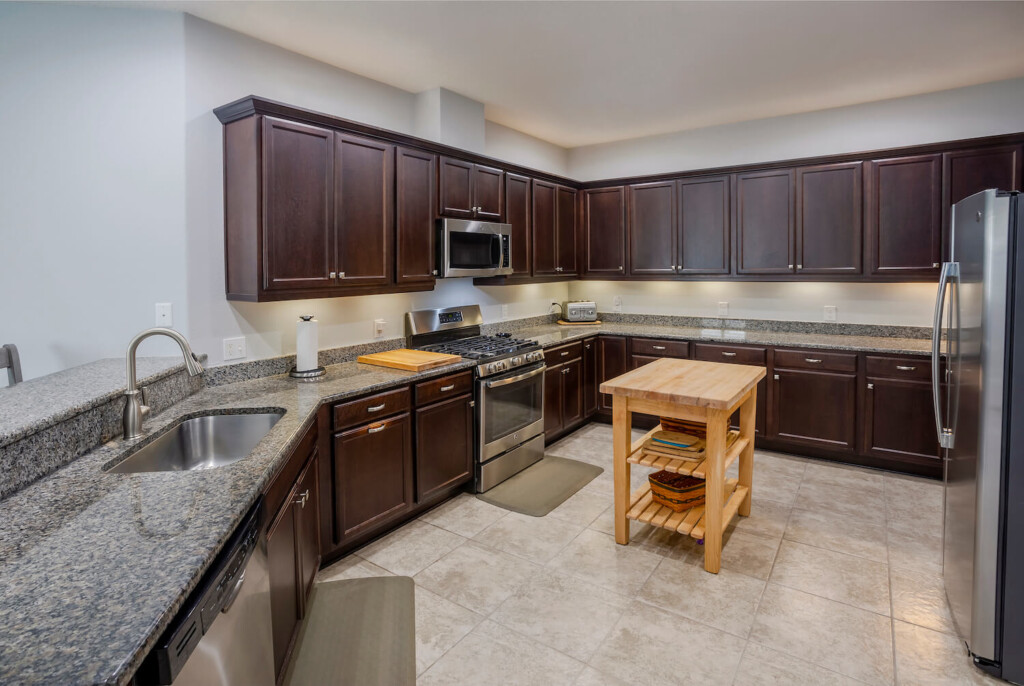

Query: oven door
478;363;545;461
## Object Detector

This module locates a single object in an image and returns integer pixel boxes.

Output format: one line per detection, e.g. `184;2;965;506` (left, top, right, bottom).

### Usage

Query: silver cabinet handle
293;489;310;508
867;383;874;390
330;272;337;279
797;264;803;270
788;264;794;269
619;266;623;271
339;271;346;278
560;351;570;356
896;365;916;371
804;358;822;364
562;368;570;375
367;403;386;413
367;424;386;434
585;344;591;349
652;345;666;351
774;374;780;380
432;269;438;276
933;262;940;268
440;384;455;392
722;352;737;357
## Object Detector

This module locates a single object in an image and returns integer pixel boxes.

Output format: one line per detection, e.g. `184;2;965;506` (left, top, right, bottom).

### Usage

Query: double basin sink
107;411;284;474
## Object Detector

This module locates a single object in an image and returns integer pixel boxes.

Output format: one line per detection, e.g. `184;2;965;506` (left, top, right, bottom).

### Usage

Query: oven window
482;370;543;445
449;232;498;269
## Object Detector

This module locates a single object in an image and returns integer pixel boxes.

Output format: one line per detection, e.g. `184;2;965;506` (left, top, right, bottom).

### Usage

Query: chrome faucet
123;327;204;440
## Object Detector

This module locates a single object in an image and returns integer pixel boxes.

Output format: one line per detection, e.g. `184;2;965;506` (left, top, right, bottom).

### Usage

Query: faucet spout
123;327;204;440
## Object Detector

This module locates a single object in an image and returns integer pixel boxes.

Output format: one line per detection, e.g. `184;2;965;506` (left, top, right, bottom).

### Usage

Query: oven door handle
485;365;546;389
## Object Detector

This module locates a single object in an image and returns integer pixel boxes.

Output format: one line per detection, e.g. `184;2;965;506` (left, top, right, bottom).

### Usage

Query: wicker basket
648;470;706;512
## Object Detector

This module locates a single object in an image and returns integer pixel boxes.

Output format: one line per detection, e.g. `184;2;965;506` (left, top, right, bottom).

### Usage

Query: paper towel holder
290;314;326;380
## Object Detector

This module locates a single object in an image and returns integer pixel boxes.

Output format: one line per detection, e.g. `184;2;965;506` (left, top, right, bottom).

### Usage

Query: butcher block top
600;358;767;410
356;348;462;372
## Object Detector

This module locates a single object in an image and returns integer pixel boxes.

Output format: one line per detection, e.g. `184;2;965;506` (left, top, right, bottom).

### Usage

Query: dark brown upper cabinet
679;176;731;275
943;145;1023;258
629;181;676;276
583;186;626;276
334;133;394;287
795;161;863;275
438;156;504;221
533;181;576;276
736;169;795;274
866;154;942;277
395;147;437;285
556;185;578;274
259;117;335;294
504;173;532;276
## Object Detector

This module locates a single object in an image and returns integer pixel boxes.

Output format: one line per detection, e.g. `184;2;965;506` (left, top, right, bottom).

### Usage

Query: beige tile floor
318;422;1004;686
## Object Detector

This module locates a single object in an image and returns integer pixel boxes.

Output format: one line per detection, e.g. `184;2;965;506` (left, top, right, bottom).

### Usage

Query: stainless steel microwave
437;218;513;278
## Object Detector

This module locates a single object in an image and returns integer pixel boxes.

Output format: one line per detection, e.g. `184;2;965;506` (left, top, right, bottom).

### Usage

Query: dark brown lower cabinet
772;368;857;453
583;337;598;417
631;354;660;369
333;413;413;543
545;358;583;440
597;336;628;412
415;393;473;502
692;343;768;435
863;376;940;468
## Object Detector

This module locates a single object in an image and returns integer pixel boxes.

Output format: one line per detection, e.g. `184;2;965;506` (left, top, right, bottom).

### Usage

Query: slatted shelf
627;431;745;480
626;478;746;539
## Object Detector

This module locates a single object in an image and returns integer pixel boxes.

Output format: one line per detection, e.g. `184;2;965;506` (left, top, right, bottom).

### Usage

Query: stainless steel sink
107;411;284;473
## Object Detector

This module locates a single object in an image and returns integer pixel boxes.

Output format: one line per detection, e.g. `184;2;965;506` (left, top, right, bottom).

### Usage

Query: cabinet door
736;169;795;274
691;344;767;435
395;147;437;285
333;414;413;541
679;176;731;275
261;117;335;292
335;133;393;286
416;394;473;501
544;365;564;439
266;497;299;677
631;354;660;369
866;154;942;277
584;186;627;276
532;180;558;275
583;338;598;417
562;358;583;428
629;181;676;276
598;336;628;412
773;369;857;452
438;156;475;218
796;162;863;275
295;452;320;616
473;164;505;220
556;185;578;273
863;378;940;463
943;145;1023;258
505;173;532;276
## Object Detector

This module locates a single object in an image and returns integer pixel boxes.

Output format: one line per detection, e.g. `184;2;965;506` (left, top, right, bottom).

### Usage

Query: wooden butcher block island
600;358;767;573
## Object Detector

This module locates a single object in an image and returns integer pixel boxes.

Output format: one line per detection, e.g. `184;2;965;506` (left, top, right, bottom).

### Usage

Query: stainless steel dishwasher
135;500;274;686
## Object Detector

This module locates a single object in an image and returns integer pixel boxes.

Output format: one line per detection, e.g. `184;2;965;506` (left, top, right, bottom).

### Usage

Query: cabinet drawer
692;343;767;366
774;348;857;373
415;371;473;406
333;387;410;431
866;355;931;381
631;338;689;358
545;341;583;364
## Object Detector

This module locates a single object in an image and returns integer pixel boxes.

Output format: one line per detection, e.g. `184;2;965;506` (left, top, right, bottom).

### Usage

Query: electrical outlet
824;305;837;321
155;303;172;327
501;304;509;319
374;319;386;338
717;301;729;317
613;296;623;313
223;337;246;361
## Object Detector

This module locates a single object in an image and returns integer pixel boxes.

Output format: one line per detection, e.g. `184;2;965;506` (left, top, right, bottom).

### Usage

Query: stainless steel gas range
406;305;545;492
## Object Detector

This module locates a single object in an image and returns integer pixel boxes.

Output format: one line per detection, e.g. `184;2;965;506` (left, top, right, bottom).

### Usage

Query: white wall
0;4;187;380
485;121;570;178
569;77;1024;181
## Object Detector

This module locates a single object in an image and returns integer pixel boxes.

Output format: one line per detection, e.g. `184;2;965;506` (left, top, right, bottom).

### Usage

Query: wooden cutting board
357;348;462;372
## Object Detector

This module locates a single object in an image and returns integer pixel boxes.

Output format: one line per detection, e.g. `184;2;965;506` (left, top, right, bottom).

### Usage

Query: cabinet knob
619;266;623;271
867;383;874;390
796;264;803;270
339;271;346;279
774;374;780;380
432;269;438;276
330;272;337;279
788;264;794;270
933;262;940;268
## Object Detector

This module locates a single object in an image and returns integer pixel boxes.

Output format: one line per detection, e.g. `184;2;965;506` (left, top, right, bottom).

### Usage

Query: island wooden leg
738;390;756;517
703;409;729;573
612;395;632;545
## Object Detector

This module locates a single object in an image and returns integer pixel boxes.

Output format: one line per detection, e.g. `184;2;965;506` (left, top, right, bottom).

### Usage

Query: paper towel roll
296;315;319;372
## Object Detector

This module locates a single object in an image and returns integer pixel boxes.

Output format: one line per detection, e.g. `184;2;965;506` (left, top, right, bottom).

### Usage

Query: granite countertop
0;320;929;685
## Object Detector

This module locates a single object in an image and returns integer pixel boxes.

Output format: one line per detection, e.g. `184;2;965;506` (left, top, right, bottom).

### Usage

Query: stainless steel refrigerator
934;188;1024;684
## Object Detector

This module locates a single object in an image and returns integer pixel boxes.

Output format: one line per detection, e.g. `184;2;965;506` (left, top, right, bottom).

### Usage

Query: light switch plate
613;296;623;313
223;337;246;361
824;305;837;321
374;319;386;338
155;303;172;327
717;301;729;317
501;304;509;319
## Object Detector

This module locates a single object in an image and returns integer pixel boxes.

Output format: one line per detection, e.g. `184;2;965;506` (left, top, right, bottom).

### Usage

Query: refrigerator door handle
932;261;958;449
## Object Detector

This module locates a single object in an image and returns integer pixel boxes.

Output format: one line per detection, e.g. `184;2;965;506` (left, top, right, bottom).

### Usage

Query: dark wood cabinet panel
557;185;579;274
505;173;532;276
334;133;393;286
631;354;661;369
562;359;583;428
679;176;731;275
866;154;942;277
863;377;940;464
584;186;627;276
598;336;628;412
333;414;413;542
415;393;473;502
395;147;437;285
691;343;767;435
772;368;857;452
629;181;676;276
583;337;598;417
544;365;564;439
532;180;558;276
438;156;475;218
474;164;505;220
943;145;1023;259
294;452;320;616
261;117;335;292
266;496;299;678
736;169;795;274
796;162;863;274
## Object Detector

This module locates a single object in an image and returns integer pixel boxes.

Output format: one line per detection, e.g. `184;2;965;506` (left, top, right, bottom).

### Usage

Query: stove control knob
486;363;496;374
511;356;522;366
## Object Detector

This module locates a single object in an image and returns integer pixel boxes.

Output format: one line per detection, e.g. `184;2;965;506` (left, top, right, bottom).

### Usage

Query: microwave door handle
485;365;545;389
492;233;503;269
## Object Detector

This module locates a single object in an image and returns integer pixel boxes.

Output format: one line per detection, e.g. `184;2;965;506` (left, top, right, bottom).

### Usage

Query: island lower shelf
626;477;750;540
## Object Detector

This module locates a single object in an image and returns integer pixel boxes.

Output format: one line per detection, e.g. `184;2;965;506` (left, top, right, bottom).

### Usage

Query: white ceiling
151;1;1024;148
